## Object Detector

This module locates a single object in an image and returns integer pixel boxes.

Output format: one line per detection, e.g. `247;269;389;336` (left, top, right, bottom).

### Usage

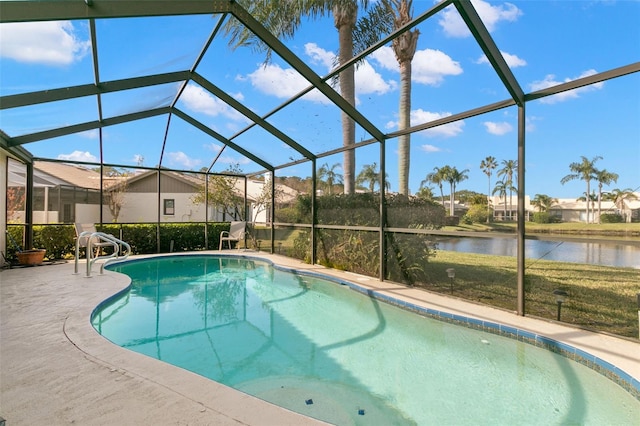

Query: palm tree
480;156;497;223
603;188;637;222
492;180;508;220
224;1;391;194
423;166;447;207
560;155;602;223
594;169;618;223
384;0;419;196
442;166;469;216
497;159;517;220
532;194;558;212
356;162;388;192
317;162;343;194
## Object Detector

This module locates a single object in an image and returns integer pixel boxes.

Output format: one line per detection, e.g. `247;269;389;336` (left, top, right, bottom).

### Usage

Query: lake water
435;237;640;269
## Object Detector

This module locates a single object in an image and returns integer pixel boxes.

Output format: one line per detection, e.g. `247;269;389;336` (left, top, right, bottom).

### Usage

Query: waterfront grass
444;221;640;237
425;250;640;338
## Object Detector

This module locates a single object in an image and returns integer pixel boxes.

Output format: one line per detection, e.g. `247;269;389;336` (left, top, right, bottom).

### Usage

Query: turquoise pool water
93;255;639;425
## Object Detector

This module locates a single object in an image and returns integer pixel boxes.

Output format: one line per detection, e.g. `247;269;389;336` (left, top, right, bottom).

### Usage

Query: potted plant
16;248;47;266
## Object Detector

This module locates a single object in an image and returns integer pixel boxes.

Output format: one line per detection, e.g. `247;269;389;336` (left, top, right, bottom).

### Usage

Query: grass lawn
444;221;640;237
422;250;639;338
251;224;639;338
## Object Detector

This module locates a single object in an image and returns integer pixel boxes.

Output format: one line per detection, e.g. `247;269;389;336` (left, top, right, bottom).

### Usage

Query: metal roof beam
1;131;33;163
387;98;516;139
0;0;234;23
454;0;524;106
172;108;273;171
8;107;171;146
526;62;640;102
1;71;190;110
191;73;315;161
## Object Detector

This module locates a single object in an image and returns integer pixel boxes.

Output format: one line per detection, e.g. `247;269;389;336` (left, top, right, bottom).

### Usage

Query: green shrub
462;204;490;224
532;212;552;223
33;225;76;259
600;213;623;223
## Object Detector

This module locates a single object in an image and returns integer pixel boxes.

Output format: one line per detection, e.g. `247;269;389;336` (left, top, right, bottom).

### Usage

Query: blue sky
1;0;639;199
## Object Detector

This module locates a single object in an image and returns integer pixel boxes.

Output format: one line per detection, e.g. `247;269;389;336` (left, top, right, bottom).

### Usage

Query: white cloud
439;0;522;38
355;60;396;95
412;49;463;85
529;69;604;104
204;143;223;153
477;51;527;68
0;21;90;66
420;144;442;153
370;46;399;72
180;84;249;122
413;109;465;138
57;150;97;162
483;121;513;135
166;151;202;169
243;43;395;105
246;62;330;104
371;46;461;86
305;42;335;69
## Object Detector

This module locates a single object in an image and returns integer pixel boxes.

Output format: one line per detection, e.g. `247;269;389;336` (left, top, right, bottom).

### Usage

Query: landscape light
553;289;568;321
446;268;456;293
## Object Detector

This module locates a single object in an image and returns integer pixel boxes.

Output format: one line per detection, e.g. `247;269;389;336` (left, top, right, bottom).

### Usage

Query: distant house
102;170;299;223
10;162;299;225
620;196;640;223
548;196;640;223
488;195;533;221
8;161;104;224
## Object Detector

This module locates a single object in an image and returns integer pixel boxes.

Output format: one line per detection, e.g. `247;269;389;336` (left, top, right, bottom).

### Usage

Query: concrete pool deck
1;251;639;425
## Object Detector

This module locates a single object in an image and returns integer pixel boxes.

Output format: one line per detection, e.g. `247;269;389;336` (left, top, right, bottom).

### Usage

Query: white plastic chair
219;221;247;250
74;223;114;256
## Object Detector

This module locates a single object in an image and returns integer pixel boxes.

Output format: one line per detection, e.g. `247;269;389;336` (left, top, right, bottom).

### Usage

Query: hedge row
5;222;231;261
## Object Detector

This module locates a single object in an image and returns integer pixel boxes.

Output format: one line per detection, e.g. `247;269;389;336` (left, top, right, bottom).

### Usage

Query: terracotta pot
17;249;47;266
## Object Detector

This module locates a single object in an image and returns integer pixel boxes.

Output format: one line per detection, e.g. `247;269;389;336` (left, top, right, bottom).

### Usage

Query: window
164;199;175;215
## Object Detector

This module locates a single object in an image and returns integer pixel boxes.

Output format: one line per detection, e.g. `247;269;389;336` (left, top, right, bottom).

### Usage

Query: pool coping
2;251;639;424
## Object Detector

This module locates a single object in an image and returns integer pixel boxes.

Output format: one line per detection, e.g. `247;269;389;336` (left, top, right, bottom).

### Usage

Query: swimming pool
93;255;639;425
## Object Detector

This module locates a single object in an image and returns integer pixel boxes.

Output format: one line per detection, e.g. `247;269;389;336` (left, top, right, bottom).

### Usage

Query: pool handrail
74;231;130;277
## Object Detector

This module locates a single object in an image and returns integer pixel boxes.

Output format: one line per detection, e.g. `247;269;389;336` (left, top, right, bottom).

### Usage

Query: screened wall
1;0;639;337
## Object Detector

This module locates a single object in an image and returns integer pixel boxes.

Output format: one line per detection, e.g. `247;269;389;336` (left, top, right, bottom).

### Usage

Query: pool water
94;255;640;425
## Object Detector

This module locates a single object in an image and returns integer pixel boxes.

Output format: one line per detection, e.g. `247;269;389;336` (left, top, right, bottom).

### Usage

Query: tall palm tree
577;191;598;221
560;155;602;224
492;180;508;220
497;159;517;220
532;194;558;212
594;169;618;223
442;166;469;216
224;1;391;194
384;0;419;196
480;156;497;223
